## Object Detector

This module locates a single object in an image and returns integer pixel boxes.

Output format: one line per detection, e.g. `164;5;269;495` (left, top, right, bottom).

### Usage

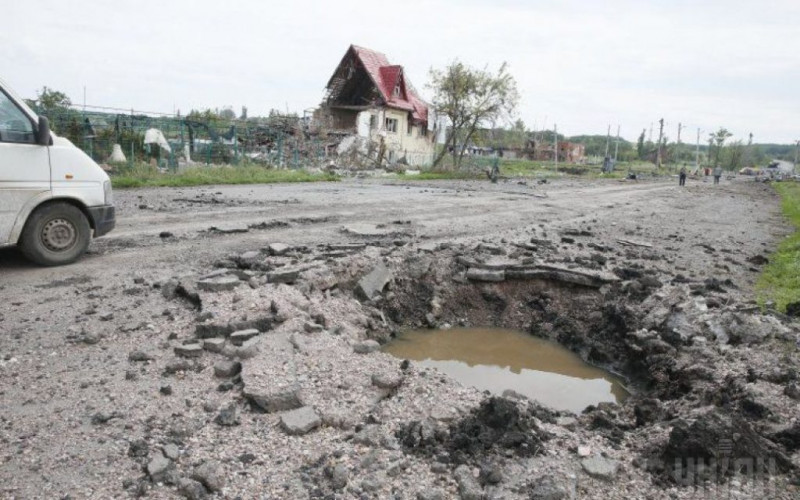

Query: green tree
428;61;519;169
723;140;745;170
25;86;72;116
709;127;732;167
24;87;83;146
218;107;236;120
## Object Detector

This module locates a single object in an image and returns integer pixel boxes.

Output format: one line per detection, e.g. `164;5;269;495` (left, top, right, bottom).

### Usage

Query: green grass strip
111;165;338;188
757;182;800;312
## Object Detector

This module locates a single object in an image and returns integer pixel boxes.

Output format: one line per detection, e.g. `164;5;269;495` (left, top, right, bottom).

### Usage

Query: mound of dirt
397;397;549;464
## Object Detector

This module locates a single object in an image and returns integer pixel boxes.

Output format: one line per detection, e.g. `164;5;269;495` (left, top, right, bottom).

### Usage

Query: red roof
350;45;428;123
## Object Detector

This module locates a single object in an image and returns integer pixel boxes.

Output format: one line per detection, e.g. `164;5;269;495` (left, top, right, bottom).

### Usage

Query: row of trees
633;126;768;170
426;61;788;171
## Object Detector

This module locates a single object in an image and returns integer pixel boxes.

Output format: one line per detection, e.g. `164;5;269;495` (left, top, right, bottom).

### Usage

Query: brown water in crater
384;327;629;413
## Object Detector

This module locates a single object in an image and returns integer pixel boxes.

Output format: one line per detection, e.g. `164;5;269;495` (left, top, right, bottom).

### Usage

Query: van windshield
0;92;35;144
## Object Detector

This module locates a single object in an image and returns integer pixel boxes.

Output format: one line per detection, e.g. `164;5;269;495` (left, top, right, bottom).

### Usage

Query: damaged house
317;45;437;167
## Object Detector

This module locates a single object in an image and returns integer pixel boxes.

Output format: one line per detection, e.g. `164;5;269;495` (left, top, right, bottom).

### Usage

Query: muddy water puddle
384;327;629;413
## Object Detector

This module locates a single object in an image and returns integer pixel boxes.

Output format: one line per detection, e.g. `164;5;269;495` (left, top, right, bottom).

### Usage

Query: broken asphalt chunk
196;275;241;292
355;262;393;301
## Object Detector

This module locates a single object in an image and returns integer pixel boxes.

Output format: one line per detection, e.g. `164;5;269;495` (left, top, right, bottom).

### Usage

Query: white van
0;78;115;266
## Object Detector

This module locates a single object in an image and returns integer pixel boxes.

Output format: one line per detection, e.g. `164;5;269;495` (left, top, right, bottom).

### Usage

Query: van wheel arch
18;201;93;266
18;198;96;242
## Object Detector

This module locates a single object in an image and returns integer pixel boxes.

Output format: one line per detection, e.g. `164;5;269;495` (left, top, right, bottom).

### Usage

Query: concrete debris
268;243;291;256
353;340;381;354
192;461;225;492
213;360;242;378
214;403;240;426
453;464;483;500
177;478;207;500
174;343;203;358
279;406;322;435
371;372;403;389
147;452;174;482
196;275;241;292
267;268;300;284
202;338;226;353
580;455;619;481
229;328;260;346
242;334;302;412
529;474;574;500
355;262;393;300
465;268;505;282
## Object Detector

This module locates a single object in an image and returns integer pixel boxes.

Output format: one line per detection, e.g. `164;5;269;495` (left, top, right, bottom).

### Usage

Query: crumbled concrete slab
203;337;226;353
229;328;259;346
197;275;241;292
147;452;173;482
466;268;505;282
580;455;619;481
174;343;203;358
280;406;321;435
267;268;300;284
213;360;241;378
342;223;399;237
241;334;302;412
268;243;291;256
356;262;393;300
354;340;380;354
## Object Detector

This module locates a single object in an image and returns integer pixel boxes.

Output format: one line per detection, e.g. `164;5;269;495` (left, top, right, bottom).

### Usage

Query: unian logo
662;438;781;497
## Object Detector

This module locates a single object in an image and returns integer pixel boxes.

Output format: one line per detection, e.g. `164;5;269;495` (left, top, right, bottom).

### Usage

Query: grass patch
111;164;338;188
398;158;653;181
757;182;800;312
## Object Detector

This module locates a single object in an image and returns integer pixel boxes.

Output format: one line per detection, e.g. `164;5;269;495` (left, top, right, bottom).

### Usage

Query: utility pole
656;118;664;168
604;124;611;158
613;125;620;162
676;123;684;170
695;128;701;171
554;124;558;170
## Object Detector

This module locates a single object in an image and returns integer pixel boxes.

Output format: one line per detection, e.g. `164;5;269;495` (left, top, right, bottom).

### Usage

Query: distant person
679;166;687;186
713;166;722;185
488;155;500;183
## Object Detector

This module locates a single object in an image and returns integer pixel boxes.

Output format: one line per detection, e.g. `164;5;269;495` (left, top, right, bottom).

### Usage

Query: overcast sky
3;0;798;143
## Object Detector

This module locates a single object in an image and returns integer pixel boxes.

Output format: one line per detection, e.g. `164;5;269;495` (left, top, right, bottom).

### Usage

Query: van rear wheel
19;203;91;266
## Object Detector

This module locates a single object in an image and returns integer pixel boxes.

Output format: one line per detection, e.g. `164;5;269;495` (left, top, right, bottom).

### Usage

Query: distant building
527;139;586;163
316;45;437;167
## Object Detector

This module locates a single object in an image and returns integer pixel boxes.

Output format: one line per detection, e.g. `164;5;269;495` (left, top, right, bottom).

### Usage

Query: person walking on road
713;166;722;185
679;166;687;186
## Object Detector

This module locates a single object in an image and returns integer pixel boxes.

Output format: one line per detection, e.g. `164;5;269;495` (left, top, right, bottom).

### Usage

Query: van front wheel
20;203;91;266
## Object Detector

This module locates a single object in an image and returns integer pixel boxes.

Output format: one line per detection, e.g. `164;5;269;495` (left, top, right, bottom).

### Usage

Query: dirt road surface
1;176;785;283
1;176;797;499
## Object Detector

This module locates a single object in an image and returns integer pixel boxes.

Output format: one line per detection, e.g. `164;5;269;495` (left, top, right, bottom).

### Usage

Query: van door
0;89;50;245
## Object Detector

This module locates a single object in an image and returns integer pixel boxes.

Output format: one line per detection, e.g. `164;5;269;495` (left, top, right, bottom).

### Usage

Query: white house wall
356;109;435;167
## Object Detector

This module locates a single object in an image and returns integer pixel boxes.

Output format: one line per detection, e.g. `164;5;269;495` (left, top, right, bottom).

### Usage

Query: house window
393;84;401;98
407;122;413;136
369;114;376;130
385;117;398;133
419;126;427;138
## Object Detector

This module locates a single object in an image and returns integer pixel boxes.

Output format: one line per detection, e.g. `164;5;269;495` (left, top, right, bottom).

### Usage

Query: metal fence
30;104;332;171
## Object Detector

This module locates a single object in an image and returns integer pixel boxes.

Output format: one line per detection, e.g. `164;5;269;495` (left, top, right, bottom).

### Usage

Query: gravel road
1;175;796;499
2;175;784;285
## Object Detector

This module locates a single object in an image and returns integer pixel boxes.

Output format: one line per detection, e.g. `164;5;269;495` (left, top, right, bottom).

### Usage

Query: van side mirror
37;116;51;146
